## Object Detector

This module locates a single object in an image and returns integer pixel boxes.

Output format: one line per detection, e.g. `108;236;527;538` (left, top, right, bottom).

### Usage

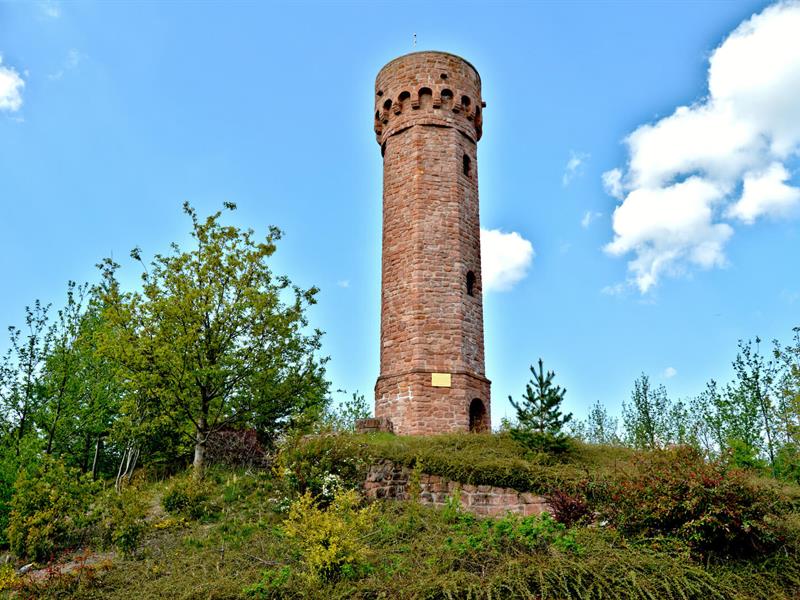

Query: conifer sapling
509;358;573;453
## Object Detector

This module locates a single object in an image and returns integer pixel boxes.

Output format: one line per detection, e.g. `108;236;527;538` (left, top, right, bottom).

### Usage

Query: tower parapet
374;52;485;149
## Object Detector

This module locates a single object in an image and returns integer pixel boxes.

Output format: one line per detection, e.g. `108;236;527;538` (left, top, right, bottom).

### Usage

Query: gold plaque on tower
431;373;452;387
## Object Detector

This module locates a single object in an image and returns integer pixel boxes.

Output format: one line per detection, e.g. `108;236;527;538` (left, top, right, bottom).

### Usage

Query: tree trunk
115;444;139;492
193;418;207;480
91;436;103;480
81;433;92;473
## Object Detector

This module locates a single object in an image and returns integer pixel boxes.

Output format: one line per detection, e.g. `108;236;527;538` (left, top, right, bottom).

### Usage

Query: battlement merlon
374;51;485;147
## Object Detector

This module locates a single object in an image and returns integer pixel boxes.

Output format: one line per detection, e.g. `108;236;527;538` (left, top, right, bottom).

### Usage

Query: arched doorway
469;398;488;433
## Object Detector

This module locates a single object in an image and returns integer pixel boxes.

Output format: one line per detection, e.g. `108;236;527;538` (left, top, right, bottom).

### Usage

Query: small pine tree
509;358;573;453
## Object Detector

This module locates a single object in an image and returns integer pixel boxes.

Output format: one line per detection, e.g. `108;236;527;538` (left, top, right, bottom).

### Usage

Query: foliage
773;327;800;447
97;202;328;477
0;299;51;459
570;399;619;445
599;446;785;557
281;489;377;585
622;373;671;449
92;487;149;556
545;489;592;527
0;563;19;592
204;428;269;469
733;338;779;470
508;358;573;453
12;458;799;600
282;431;632;496
161;474;220;520
10;551;112;598
321;390;372;433
7;456;99;560
688;331;800;474
444;510;580;557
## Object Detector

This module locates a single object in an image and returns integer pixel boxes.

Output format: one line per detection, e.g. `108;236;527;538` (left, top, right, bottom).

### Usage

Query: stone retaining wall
363;460;550;517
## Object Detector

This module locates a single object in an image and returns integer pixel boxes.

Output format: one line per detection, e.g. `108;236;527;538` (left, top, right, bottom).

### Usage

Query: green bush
7;456;99;560
599;446;785;557
92;487;149;556
445;510;580;558
161;475;219;520
283;489;377;584
775;444;800;483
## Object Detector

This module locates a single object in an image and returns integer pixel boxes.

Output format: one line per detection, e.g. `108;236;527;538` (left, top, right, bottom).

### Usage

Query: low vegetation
0;435;797;599
0;204;798;597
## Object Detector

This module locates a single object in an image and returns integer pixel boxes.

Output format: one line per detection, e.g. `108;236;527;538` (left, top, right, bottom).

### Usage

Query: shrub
282;488;377;584
774;444;800;483
205;428;269;469
161;475;219;520
277;433;370;500
0;563;19;592
92;487;149;556
545;489;591;527
445;511;580;559
599;446;784;557
7;456;98;560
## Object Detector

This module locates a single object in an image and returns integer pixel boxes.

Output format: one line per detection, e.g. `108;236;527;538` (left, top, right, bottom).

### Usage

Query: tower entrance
469;399;488;433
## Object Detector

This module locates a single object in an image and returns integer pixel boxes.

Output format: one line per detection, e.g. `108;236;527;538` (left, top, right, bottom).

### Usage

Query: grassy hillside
2;433;799;599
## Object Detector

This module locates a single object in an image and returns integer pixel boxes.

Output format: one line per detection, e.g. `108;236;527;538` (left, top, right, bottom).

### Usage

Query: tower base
375;371;491;435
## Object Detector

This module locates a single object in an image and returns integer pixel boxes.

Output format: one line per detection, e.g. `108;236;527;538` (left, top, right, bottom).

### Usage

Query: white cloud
66;49;82;69
480;228;534;292
601;282;627;296
604;1;800;292
663;367;677;379
602;168;624;199
49;49;85;81
0;56;24;112
726;163;800;223
40;1;61;18
336;279;350;288
581;210;602;229
563;151;589;186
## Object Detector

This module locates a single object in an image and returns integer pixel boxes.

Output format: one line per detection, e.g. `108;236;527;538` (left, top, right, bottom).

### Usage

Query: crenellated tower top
374;51;485;148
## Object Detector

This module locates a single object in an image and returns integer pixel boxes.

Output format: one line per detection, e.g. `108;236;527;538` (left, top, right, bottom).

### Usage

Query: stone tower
373;51;491;435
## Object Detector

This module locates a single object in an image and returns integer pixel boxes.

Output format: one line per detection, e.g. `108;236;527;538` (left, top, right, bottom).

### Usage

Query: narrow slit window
463;154;472;177
466;271;476;296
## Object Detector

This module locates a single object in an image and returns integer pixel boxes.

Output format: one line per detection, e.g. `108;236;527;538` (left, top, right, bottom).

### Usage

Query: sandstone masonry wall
364;460;551;518
374;51;491;435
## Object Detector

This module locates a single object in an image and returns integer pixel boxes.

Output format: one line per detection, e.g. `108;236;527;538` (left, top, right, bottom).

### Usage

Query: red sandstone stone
373;51;491;435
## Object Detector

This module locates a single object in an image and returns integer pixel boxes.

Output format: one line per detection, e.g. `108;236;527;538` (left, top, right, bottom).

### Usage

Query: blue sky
1;1;798;426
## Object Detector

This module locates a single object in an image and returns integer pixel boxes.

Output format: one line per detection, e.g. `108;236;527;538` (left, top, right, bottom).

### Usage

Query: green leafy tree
0;300;52;457
583;400;619;445
322;390;371;433
690;380;728;456
508;358;572;453
668;398;692;446
622;374;670;449
98;203;329;478
46;296;123;478
37;282;89;457
772;328;800;446
772;328;800;480
732;338;778;470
